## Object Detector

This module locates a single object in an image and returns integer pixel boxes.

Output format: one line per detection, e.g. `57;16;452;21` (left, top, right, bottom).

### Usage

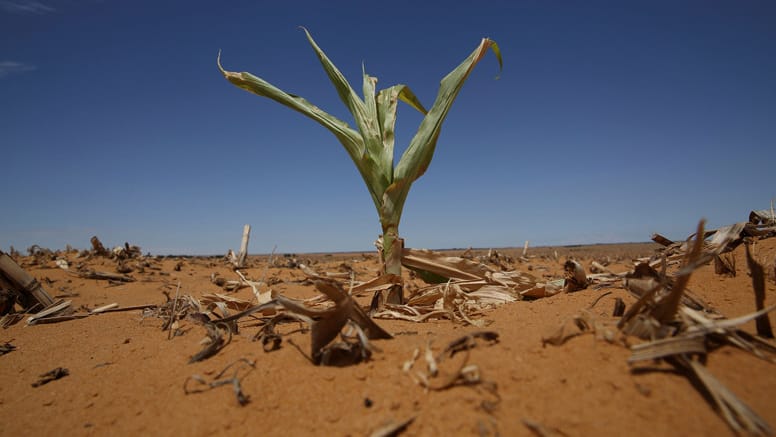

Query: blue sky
1;0;774;255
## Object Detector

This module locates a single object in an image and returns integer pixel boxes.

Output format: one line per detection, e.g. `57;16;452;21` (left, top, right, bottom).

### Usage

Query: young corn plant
218;29;501;304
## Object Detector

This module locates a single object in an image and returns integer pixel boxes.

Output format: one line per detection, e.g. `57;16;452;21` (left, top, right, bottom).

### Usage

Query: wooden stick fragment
90;303;119;314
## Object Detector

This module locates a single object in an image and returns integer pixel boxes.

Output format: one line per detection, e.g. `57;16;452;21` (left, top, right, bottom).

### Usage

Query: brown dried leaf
628;335;706;363
402;248;493;282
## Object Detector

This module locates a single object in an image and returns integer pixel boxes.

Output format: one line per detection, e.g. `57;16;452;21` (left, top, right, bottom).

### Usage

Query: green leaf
301;28;385;172
395;38;502;185
217;51;387;210
375;84;427;178
385;38;502;224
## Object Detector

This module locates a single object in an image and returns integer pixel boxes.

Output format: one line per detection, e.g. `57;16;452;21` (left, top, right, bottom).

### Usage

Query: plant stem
381;222;404;304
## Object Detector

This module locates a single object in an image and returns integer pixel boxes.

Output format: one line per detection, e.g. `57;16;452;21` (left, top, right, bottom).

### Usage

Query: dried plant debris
379;281;496;327
0;289;14;316
303;247;560;325
402;248;487;281
402;248;537;292
184;358;256;406
189;322;232;364
0;341;16;355
542;310;596;347
313;320;381;366
199;293;255;313
713;253;736;277
152;295;200;332
444;331;500;356
651;209;776;265
369;416;416;437
88;236;143;259
549;220;775;435
750;208;776;226
542;307;620;347
745;243;774;339
234;269;272;304
26;300;74;325
1;251;56;310
1;313;24;328
404;332;500;395
253;313;309;352
178;279;392;366
679;355;773;436
613;298;626;317
278;279;392;365
563;260;588;292
72;269;135;283
255;320;282;352
31;367;69;387
90;236;109;256
521;418;565;437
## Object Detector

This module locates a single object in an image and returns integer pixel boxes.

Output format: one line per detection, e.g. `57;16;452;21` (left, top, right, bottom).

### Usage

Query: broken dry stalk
236;224;250;268
167;282;181;340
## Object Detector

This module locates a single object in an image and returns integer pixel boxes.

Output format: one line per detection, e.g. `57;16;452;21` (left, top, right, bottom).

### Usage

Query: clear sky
1;0;774;255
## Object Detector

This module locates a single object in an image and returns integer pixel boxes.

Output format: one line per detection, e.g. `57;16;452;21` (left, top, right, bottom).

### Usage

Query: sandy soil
1;239;774;436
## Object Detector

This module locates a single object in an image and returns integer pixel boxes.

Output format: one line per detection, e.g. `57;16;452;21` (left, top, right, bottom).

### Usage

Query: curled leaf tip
216;49;225;74
488;40;503;80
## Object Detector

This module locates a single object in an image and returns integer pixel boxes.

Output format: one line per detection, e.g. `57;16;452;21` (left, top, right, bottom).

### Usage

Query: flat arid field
1;231;775;436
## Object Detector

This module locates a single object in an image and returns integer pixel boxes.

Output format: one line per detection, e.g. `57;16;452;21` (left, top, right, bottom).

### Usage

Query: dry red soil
1;240;774;436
